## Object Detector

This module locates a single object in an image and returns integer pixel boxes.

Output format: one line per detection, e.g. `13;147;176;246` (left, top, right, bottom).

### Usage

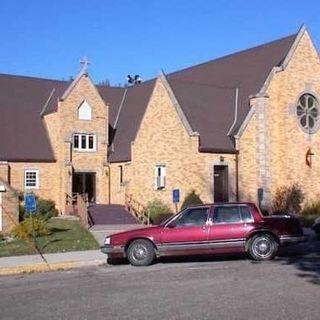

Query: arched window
78;100;92;120
296;93;319;133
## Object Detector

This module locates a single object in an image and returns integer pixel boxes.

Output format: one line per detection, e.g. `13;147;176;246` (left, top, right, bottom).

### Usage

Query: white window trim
73;133;97;152
154;165;166;190
24;170;39;189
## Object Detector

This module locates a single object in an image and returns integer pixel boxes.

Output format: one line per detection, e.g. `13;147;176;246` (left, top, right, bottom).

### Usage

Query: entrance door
214;165;229;202
72;172;96;203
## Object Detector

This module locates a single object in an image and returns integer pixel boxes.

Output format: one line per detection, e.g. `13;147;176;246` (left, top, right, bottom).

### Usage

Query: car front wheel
248;234;278;261
127;239;156;266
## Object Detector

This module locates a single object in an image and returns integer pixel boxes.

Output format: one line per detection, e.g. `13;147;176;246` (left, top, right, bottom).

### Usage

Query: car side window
175;208;209;227
212;206;241;224
240;206;253;222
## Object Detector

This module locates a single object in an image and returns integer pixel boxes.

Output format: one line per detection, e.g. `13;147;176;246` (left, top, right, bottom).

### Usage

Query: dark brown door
214;165;229;202
72;172;96;203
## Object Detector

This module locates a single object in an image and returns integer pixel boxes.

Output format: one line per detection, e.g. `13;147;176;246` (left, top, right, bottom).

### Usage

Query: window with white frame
25;170;39;189
73;133;96;151
155;165;166;190
78;100;92;120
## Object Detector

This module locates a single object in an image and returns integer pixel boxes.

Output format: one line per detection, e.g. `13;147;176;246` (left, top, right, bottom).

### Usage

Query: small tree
271;184;304;215
181;190;203;209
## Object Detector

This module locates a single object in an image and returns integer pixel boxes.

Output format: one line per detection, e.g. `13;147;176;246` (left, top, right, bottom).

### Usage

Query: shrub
302;201;320;216
147;199;171;224
181;190;203;209
271;184;304;215
12;217;50;240
20;196;58;221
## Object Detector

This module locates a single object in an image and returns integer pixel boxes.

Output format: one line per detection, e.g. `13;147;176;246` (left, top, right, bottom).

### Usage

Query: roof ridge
168;33;297;77
0;72;70;84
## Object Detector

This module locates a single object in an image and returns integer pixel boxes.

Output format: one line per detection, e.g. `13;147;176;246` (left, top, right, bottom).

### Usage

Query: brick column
0;161;9;183
255;95;271;209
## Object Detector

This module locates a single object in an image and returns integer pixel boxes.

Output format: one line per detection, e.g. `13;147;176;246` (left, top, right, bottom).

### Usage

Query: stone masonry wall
127;78;237;212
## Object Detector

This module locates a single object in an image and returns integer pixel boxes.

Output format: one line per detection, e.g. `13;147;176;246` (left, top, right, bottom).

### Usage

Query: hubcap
133;245;147;261
253;237;272;257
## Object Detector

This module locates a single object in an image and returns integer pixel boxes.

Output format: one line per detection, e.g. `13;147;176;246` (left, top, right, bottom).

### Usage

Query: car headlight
104;237;111;245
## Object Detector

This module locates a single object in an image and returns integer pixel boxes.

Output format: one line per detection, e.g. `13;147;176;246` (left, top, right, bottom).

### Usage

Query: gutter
227;87;239;136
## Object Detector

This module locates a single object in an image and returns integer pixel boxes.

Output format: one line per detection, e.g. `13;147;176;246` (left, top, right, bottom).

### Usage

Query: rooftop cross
80;56;91;73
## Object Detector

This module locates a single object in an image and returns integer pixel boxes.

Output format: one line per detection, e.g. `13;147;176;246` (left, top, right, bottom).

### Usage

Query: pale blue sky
1;0;320;85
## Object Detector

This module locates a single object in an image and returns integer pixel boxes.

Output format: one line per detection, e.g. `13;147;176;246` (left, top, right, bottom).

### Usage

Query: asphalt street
0;243;319;320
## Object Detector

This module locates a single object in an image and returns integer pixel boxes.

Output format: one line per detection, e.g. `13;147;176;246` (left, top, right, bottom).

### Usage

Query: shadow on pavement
274;238;320;285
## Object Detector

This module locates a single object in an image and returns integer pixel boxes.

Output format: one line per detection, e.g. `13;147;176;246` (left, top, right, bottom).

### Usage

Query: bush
302;201;320;216
152;213;174;225
147;199;171;224
12;217;50;240
181;190;203;209
19;196;58;221
271;184;304;215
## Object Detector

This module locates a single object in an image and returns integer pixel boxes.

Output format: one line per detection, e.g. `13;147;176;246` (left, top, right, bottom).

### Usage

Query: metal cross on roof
80;56;91;73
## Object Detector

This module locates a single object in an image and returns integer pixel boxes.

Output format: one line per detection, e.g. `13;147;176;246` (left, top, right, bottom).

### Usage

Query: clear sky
1;0;320;85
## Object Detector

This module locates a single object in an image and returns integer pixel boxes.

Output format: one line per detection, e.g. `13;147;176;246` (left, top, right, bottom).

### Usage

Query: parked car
312;217;320;234
101;202;308;266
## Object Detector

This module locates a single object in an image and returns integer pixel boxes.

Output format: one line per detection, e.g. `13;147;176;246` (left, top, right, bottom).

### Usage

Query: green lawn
0;219;99;257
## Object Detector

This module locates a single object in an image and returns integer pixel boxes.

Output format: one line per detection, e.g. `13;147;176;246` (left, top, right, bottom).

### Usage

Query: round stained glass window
296;94;319;133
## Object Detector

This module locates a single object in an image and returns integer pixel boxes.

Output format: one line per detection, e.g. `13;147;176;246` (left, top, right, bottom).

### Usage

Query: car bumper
279;234;309;245
101;245;125;256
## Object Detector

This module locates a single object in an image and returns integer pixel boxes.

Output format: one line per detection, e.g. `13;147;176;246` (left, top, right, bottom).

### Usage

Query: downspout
227;87;239;136
227;87;239;201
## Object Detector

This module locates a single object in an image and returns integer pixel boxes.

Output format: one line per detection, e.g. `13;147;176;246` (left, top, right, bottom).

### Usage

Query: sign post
24;193;38;249
172;189;180;213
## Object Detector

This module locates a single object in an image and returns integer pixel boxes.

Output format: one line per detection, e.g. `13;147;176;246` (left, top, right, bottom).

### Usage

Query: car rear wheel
127;239;156;266
248;234;278;261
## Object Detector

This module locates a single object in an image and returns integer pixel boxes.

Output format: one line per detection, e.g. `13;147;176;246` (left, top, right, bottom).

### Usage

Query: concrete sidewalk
0;250;107;276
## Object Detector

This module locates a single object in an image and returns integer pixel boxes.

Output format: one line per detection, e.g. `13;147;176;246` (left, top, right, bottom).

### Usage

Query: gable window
73;133;96;151
155;165;166;190
25;170;39;189
296;93;319;133
78;100;92;120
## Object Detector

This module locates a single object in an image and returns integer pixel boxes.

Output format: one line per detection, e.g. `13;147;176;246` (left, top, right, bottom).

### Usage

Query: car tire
247;234;278;261
127;239;156;266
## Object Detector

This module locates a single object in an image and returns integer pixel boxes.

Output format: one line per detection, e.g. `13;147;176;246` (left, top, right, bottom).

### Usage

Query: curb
0;259;107;276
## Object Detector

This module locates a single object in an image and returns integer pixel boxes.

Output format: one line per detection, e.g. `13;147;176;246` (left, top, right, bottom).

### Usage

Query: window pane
81;135;86;149
88;136;94;149
213;206;241;223
240;206;253;222
176;208;208;227
74;135;79;148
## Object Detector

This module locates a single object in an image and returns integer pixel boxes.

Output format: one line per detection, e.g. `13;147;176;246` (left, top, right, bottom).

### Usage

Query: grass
0;219;99;257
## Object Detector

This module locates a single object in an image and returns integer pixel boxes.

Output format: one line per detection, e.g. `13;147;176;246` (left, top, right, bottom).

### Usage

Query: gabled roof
109;33;297;161
0;31;299;163
0;74;69;161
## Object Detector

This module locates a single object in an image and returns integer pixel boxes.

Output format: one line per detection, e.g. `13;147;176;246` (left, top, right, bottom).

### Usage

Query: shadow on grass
49;227;71;233
273;238;320;285
40;239;62;250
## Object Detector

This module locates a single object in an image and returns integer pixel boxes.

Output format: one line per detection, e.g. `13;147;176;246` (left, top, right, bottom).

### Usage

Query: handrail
125;194;150;225
65;193;89;228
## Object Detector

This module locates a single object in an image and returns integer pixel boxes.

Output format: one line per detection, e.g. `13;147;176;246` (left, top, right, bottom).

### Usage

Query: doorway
72;172;96;203
213;165;229;202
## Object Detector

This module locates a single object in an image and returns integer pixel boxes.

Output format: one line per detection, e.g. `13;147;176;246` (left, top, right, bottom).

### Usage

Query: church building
1;25;320;233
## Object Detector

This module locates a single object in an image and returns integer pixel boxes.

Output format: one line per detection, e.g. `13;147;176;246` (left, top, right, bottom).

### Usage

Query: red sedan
101;202;308;266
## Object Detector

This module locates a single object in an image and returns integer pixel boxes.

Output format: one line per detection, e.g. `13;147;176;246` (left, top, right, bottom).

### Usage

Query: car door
208;205;255;253
159;206;211;256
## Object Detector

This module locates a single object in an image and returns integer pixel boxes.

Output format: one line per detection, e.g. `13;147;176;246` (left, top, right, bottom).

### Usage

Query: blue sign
172;189;180;203
25;193;37;213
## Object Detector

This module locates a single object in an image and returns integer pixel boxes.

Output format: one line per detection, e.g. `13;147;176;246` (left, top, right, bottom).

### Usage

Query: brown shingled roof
167;34;297;150
109;33;297;161
0;74;68;161
0;32;298;163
